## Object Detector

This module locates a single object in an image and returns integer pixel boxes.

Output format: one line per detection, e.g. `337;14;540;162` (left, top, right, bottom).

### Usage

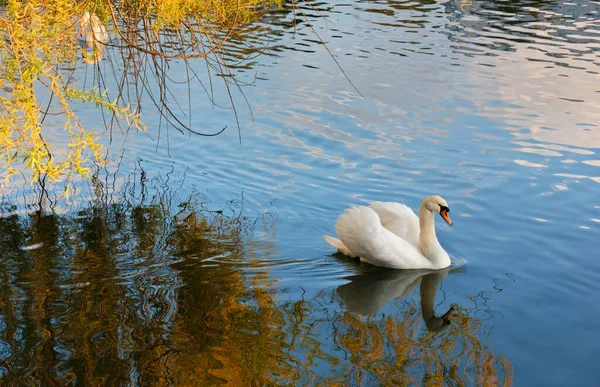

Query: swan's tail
323;235;357;257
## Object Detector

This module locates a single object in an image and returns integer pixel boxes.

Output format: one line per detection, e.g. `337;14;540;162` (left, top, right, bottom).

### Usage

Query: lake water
2;0;600;385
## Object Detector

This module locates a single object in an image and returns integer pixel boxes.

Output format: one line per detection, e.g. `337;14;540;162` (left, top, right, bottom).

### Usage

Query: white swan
75;11;108;64
77;11;108;48
324;195;453;270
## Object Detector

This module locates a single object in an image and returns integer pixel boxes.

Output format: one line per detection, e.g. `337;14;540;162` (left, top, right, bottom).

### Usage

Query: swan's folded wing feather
369;201;420;248
335;206;382;260
335;206;429;269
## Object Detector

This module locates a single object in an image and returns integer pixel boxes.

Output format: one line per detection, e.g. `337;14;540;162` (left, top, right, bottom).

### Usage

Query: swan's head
422;195;453;226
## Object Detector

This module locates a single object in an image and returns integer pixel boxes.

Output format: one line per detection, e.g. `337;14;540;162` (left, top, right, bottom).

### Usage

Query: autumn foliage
0;0;281;193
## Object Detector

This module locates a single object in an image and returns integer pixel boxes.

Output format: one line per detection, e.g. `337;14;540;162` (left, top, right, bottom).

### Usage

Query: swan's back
369;202;420;248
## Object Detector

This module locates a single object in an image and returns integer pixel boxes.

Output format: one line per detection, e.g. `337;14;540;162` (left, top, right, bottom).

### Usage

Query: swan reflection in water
337;266;454;332
76;11;108;63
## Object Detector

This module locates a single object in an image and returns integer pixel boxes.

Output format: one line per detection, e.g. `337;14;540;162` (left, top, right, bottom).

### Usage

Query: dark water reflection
0;181;277;384
337;266;455;324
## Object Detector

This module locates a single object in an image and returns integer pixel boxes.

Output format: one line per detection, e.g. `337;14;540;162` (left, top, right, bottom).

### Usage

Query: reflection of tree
0;175;512;385
326;303;513;386
0;172;281;384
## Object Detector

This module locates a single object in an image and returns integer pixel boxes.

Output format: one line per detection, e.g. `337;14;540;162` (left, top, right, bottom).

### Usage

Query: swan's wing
335;206;431;269
369;201;420;249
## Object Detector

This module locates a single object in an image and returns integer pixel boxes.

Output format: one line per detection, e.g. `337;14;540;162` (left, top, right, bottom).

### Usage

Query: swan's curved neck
420;272;452;331
420;273;438;322
418;205;449;268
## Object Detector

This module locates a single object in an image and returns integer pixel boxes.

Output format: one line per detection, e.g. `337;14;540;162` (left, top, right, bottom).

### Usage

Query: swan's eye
439;205;449;213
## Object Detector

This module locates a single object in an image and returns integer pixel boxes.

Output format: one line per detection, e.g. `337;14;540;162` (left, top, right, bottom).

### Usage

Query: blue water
2;0;600;385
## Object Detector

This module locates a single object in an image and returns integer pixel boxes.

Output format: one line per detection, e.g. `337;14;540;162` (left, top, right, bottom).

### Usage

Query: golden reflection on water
0;183;512;385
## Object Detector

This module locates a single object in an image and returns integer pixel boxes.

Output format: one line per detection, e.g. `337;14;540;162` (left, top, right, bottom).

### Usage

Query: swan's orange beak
440;209;452;226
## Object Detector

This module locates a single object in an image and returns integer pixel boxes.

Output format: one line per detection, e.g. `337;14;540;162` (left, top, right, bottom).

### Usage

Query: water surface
2;0;600;385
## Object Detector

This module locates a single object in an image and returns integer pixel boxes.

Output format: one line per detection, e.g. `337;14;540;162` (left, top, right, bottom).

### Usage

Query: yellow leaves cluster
0;0;279;195
150;0;283;30
0;0;144;195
